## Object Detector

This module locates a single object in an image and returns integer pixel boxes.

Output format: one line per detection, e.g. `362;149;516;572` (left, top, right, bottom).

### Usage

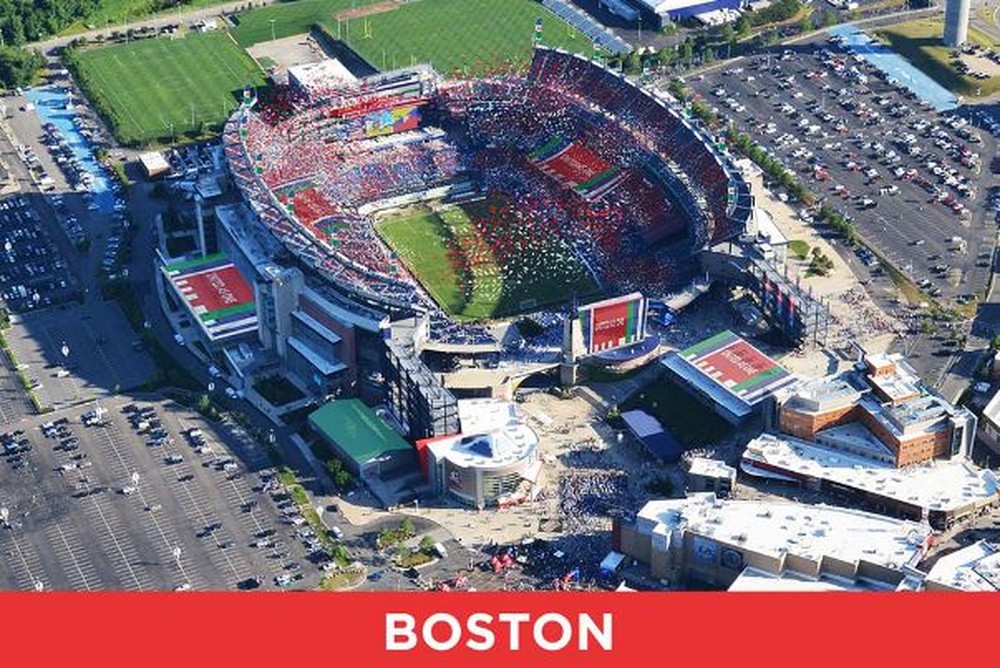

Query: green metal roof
308;399;411;465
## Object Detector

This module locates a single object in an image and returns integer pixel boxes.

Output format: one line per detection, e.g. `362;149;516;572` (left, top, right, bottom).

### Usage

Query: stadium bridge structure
222;47;754;355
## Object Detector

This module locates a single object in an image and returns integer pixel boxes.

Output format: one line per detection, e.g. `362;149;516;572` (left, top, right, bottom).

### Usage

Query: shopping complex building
776;352;976;467
733;349;993;529
741;432;998;529
614;494;933;590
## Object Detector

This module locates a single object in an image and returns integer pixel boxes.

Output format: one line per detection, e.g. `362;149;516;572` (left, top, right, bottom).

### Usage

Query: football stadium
223;46;753;351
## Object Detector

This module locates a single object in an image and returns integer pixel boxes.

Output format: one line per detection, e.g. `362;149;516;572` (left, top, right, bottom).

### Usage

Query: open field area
58;0;231;36
229;0;361;46
67;32;266;145
377;200;597;321
876;19;1000;97
323;0;596;74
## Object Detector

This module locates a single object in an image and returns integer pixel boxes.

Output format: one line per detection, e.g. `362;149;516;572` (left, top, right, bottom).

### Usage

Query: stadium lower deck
223;47;752;349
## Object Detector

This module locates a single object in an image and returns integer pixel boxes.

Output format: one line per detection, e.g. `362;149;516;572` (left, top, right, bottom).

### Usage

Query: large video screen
579;293;646;355
363;105;421;138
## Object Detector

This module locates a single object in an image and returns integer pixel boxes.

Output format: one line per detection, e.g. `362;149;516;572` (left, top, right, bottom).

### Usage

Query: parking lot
4;301;158;410
0;396;331;591
0;194;79;313
689;38;998;304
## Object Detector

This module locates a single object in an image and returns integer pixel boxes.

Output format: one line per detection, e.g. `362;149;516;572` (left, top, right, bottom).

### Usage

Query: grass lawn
230;0;365;46
321;0;597;75
789;239;810;260
395;549;435;569
621;377;731;447
67;32;266;145
876;19;1000;98
69;0;604;145
377;201;597;322
318;569;365;590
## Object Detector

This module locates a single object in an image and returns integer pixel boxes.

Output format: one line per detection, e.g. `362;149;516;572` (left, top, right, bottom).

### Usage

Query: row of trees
726;128;815;205
0;0;100;46
724;127;864;247
817;203;859;245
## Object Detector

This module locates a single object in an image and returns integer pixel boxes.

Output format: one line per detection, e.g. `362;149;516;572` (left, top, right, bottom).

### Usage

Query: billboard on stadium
363;105;421;138
578;292;646;356
162;253;258;343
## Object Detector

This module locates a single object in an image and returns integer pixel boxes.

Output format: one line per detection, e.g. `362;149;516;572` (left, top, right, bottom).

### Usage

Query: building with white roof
686;457;736;496
415;398;540;509
727;566;889;591
924;540;1000;591
615;493;932;588
634;0;748;25
287;59;357;98
741;432;998;529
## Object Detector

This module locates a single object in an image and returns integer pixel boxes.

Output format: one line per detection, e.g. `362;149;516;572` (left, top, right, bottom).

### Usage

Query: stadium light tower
943;0;970;46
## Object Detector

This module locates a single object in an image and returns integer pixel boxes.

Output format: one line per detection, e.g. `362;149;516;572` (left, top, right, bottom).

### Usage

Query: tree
721;24;736;46
623;50;640;74
419;535;436;553
736;15;751;37
681;38;694;65
400;517;415;537
333;469;351;490
0;46;42;89
821;9;838;27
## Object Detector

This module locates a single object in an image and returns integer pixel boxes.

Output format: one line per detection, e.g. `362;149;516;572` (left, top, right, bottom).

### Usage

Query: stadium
222;46;753;353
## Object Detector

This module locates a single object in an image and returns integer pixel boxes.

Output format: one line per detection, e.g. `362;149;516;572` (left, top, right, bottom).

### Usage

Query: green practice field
230;0;365;46
67;32;266;145
377;202;597;322
322;0;597;74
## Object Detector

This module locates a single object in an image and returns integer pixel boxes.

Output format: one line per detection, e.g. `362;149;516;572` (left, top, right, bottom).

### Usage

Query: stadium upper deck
223;48;751;347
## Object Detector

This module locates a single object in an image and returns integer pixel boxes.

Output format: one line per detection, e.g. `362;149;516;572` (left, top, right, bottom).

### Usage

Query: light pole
269;18;276;42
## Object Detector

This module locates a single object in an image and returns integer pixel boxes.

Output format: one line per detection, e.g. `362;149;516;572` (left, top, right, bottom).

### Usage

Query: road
31;0;280;55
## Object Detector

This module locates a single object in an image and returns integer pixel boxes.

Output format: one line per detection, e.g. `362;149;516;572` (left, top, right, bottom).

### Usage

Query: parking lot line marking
86;492;144;591
5;529;45;591
51;522;95;591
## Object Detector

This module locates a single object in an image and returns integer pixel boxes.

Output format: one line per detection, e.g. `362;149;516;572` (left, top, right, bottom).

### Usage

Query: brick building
775;352;975;467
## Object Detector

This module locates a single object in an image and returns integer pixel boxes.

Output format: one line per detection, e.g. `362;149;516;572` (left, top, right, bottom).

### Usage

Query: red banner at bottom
2;592;993;665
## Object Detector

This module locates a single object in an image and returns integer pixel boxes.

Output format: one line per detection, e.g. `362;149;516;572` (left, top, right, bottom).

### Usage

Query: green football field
68;32;266;145
323;0;596;74
377;202;597;322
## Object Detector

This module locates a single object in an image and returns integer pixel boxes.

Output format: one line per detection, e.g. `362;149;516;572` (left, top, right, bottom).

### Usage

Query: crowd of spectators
224;47;749;348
